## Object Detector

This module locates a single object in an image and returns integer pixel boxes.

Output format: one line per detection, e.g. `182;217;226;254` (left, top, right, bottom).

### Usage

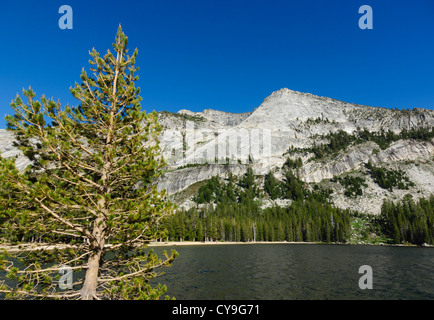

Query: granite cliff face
1;88;434;215
0;129;31;171
156;164;247;195
155;88;434;214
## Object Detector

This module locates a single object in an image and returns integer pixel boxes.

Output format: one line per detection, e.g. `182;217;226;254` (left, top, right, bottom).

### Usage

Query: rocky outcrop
369;139;434;163
178;109;252;127
299;139;434;183
156;164;247;194
0;129;31;171
300;142;377;183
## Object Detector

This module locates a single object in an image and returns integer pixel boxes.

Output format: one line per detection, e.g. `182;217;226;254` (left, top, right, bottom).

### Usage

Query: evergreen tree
0;26;177;300
379;195;434;245
264;172;281;199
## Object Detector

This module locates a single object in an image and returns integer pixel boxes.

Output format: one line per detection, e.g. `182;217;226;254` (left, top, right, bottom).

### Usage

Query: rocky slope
155;88;434;214
1;88;434;215
0;129;31;171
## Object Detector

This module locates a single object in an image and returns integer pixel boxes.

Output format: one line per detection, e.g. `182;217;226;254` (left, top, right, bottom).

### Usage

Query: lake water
150;243;434;300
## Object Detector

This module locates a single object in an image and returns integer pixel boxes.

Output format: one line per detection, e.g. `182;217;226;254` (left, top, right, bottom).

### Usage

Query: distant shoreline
148;241;317;246
147;240;431;247
0;241;321;252
1;241;431;252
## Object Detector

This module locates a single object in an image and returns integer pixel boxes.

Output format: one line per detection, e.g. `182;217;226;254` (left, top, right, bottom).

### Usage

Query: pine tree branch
16;264;87;275
12;183;98;243
0;289;82;299
97;259;170;283
52;118;95;157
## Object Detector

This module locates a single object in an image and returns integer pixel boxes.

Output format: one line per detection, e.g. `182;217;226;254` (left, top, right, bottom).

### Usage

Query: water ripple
152;244;434;300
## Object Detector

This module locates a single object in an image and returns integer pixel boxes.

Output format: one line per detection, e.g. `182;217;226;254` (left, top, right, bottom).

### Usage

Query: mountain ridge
1;88;433;215
155;88;434;215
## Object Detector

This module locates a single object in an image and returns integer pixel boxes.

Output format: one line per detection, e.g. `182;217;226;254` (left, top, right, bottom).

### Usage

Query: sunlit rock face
2;88;434;214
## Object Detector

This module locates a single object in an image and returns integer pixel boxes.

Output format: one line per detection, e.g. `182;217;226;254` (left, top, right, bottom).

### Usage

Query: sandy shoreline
148;241;432;247
148;241;327;247
1;241;429;252
0;241;323;252
0;243;79;253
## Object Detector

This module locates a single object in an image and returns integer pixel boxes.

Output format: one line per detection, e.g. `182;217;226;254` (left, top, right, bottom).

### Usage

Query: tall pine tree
0;25;177;300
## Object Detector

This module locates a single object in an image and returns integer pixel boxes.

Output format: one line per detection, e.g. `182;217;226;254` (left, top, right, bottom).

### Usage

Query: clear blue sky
0;0;433;128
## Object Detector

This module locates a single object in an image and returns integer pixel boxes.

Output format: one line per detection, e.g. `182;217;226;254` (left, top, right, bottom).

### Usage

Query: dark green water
150;244;434;300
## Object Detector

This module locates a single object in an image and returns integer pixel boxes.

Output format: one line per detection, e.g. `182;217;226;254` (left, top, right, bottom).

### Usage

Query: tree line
379;195;434;245
164;193;434;245
163;168;351;243
164;198;352;243
163;166;434;246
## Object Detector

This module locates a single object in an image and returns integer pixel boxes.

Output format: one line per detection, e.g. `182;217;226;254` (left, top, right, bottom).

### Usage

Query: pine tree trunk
81;213;106;300
81;250;102;300
80;179;108;300
81;46;119;300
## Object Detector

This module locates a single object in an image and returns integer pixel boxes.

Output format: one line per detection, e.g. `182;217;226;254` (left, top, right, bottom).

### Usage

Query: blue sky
0;0;433;128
